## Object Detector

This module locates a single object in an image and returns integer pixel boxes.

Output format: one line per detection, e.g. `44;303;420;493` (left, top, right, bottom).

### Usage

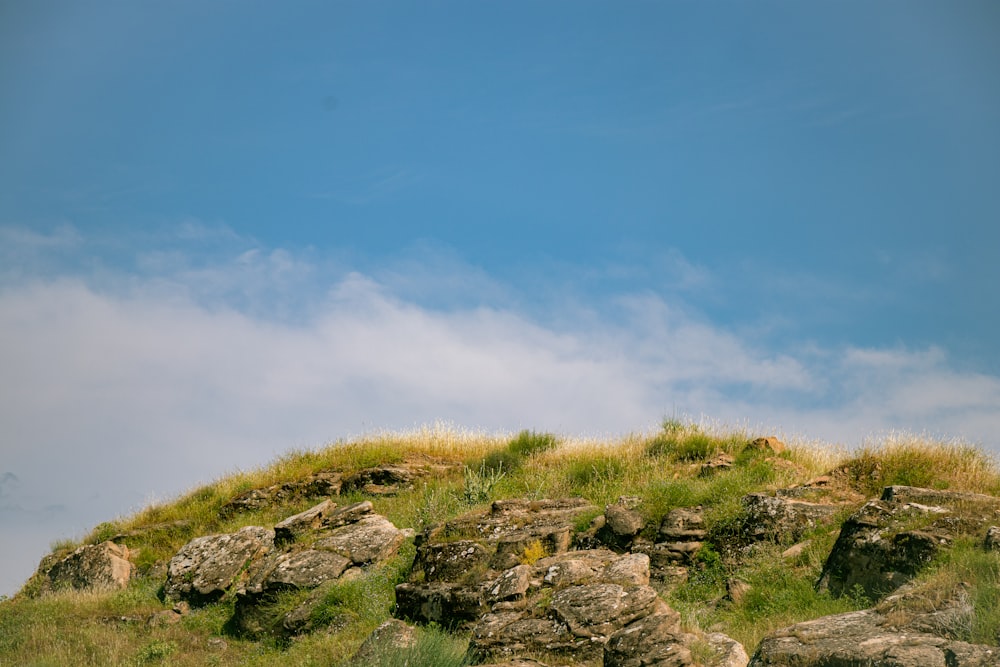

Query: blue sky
1;1;999;595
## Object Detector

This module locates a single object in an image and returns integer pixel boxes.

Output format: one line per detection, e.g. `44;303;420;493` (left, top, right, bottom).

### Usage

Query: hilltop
2;422;1000;666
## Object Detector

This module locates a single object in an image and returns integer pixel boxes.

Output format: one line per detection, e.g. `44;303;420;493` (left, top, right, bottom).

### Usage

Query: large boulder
748;606;997;666
164;526;275;604
739;493;839;544
603;612;693;667
44;541;134;592
817;486;1000;600
397;498;598;626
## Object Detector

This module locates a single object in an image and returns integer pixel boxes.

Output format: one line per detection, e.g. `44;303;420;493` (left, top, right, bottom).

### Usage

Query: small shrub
463;461;506;504
519;540;547;565
134;640;177;665
508;430;559;458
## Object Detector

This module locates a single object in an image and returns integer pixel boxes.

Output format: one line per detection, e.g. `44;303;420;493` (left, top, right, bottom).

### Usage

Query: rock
148;601;190;626
726;578;751;604
705;632;750;667
747;437;785;455
418;540;490;582
351;619;417;664
491;527;573;570
748;605;998;666
251;549;352;593
395;581;490;625
659;508;707;542
471;610;585;660
220;471;343;517
550;583;664;639
313;515;405;565
605;503;645;539
602;553;650;587
739;493;839;543
700;453;735;476
487;564;533;603
634;507;706;575
603;612;692;667
985;526;1000;551
274;499;338;544
321;500;374;528
164;526;275;604
817;487;999;601
44;541;134;592
342;465;416;495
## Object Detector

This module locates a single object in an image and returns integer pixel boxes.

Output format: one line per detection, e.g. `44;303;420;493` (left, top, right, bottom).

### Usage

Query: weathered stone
700;452;735;476
220;471;343;517
816;495;964;600
536;549;620;587
985;526;1000;551
258;549;351;591
164;526;275;604
491;527;573;570
550;583;663;639
351;619;417;664
740;493;839;543
321;500;373;528
45;541;134;592
418;540;489;582
602;553;650;587
726;578;751;604
470;610;586;660
748;607;998;666
395;581;489;625
605;504;645;538
487;564;533;603
274;499;338;544
342;465;415;495
313;515;404;565
704;632;750;667
604;612;691;667
747;437;786;455
658;507;707;542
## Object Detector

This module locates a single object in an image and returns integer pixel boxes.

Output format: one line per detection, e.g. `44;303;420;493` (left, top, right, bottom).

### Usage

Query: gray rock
164;526;274;603
45;541;134;592
550;583;664;639
313;515;405;565
603;612;691;667
705;632;750;667
740;493;839;543
395;581;490;625
350;619;417;664
748;607;998;666
418;539;489;582
605;504;645;538
816;493;969;600
984;526;1000;551
274;499;338;544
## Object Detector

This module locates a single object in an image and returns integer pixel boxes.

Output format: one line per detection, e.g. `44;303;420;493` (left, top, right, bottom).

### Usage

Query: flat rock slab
749;608;998;667
45;541;134;592
164;526;275;604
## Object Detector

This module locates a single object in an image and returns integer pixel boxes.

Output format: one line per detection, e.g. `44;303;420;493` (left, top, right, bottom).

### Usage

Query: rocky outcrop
42;541;134;592
467;548;745;666
817;486;1000;600
739;493;839;544
396;498;598;626
220;471;343;517
164;526;275;604
162;498;406;639
749;584;997;666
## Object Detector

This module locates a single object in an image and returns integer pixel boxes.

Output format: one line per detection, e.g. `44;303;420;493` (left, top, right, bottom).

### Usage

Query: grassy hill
2;422;999;666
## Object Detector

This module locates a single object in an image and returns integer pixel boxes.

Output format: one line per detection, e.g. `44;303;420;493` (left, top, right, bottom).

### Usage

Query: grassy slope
2;422;999;666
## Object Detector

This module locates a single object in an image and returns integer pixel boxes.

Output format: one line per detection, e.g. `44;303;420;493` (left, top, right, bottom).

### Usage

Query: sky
1;1;999;597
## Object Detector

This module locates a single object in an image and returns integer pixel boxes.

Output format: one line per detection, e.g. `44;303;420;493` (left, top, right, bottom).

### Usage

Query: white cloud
1;226;998;596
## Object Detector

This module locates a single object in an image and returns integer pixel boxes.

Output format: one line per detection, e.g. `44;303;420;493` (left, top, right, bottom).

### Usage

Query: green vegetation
2;421;999;665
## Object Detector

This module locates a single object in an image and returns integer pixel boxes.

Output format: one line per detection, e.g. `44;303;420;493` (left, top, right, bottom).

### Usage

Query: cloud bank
2;224;998;596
